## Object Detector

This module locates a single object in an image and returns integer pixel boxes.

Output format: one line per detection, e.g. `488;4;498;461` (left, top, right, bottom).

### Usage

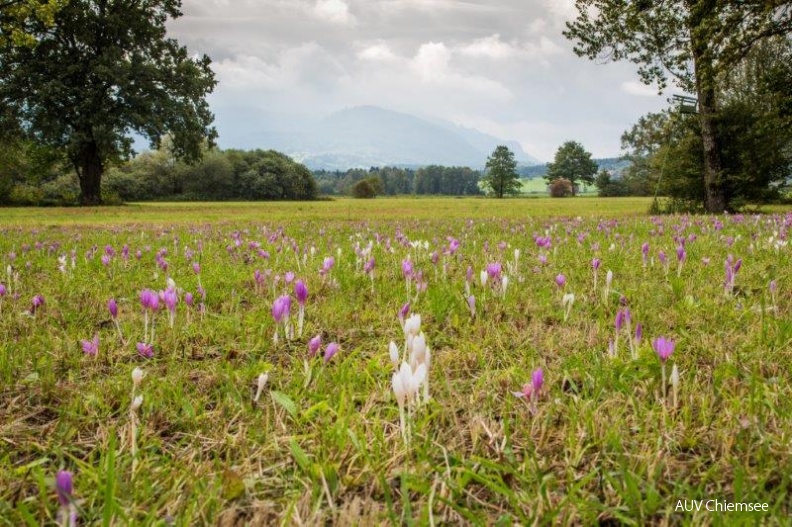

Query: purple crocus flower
401;258;413;278
294;280;308;306
555;274;566;288
55;470;73;507
163;288;178;313
635;323;643;343
364;257;375;274
31;294;45;313
531;368;544;395
323;342;339;363
592;258;601;271
284;271;296;284
108;299;118;319
308;334;322;357
320;256;335;275
615;310;625;332
486;262;502;281
0;283;6;297
676;246;686;262
139;289;157;311
653;337;675;362
136;342;154;358
398;302;410;326
184;292;194;307
271;296;287;323
658;251;667;266
467;295;476;317
81;334;99;356
192;262;201;275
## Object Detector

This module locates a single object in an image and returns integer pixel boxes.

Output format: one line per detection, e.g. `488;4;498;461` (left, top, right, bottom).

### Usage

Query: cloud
357;42;397;61
621;80;660;97
313;0;356;25
170;0;673;159
459;34;520;59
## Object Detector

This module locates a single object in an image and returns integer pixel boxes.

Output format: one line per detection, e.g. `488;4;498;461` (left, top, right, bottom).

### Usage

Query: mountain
224;106;540;171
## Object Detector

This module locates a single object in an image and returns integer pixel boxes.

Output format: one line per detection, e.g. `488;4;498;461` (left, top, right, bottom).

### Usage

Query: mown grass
1;199;792;525
0;197;652;226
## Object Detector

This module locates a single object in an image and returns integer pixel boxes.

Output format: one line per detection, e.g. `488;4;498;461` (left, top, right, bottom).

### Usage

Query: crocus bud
670;364;680;388
108;298;118;319
132;367;145;389
653;337;675;362
403;313;421;337
555;274;566;288
55;470;73;507
389;341;400;367
131;395;143;412
294;280;308;306
308;334;322;357
254;373;268;402
323;342;339;363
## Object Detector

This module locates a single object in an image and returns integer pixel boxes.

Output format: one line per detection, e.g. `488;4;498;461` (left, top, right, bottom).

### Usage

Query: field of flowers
1;199;791;525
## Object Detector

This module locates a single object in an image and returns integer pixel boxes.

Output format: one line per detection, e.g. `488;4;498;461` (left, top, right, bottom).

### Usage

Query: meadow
1;198;791;526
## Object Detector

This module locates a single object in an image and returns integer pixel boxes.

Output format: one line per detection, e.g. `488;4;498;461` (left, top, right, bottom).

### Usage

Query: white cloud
357;42;397;61
313;0;356;25
459;34;519;59
621;80;660;97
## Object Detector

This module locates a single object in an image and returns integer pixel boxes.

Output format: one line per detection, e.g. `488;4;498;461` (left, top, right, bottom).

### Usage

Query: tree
0;0;64;47
545;141;598;195
483;145;520;198
621;38;792;209
564;1;792;213
0;0;217;204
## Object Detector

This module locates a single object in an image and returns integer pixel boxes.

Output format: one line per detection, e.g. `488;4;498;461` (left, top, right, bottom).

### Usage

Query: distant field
519;177;597;195
0;197;652;227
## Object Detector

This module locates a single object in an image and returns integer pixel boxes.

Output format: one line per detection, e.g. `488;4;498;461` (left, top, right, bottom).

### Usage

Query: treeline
104;148;317;201
0;143;319;204
314;165;482;196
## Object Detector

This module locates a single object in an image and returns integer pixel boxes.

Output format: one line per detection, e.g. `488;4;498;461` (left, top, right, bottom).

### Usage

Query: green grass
0;197;649;227
1;198;792;525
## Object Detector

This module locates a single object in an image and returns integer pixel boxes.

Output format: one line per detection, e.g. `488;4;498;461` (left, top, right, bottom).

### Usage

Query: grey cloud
169;0;668;161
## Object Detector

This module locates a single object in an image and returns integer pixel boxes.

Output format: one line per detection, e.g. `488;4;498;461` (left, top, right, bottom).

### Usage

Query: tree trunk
77;140;104;205
689;3;727;214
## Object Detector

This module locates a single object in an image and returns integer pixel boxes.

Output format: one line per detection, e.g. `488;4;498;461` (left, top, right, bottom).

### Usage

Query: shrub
351;179;377;199
549;178;573;197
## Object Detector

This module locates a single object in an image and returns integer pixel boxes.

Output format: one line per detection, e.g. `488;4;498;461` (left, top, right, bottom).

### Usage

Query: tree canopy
564;1;792;212
482;145;520;198
0;0;65;47
0;0;217;204
545;141;598;195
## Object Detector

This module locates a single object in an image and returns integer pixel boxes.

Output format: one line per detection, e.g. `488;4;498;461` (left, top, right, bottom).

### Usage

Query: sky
168;0;672;162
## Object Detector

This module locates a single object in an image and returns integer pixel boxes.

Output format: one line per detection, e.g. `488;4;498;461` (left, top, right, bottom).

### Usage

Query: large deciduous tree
0;0;65;46
545;141;598;195
564;1;792;213
0;0;217;205
483;145;520;198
